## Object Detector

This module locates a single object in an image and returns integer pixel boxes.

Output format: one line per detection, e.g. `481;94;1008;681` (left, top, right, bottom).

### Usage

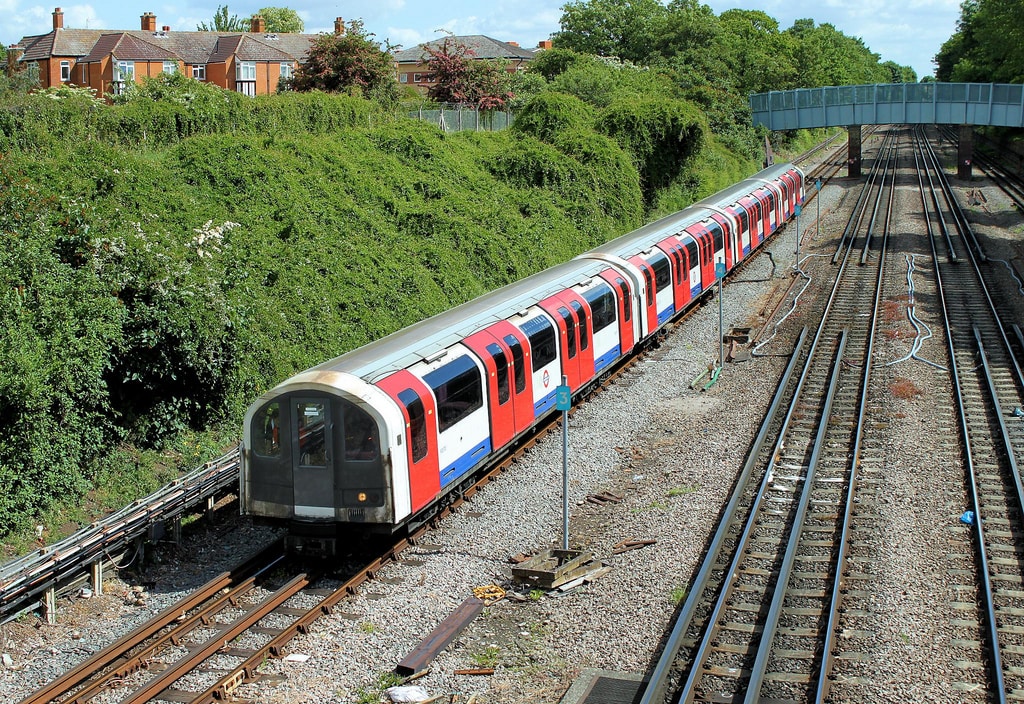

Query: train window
708;223;724;251
583;283;615;333
641;266;654;306
557;307;577;359
424;355;483;433
615;278;631;322
682;239;698;271
296;400;326;467
766;192;776;213
650;252;670;292
521;315;556;372
503;334;527;394
344;403;378;461
398;388;428;462
486;343;510;404
570;300;589;351
670;247;683;286
252;402;281;457
735;206;748;233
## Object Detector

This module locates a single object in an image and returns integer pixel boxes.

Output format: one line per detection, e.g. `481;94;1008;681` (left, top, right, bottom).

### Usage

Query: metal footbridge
750;83;1024;178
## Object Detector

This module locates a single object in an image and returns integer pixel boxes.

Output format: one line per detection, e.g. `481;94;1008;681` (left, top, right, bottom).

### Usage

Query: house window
80;64;88;83
413;73;422;83
192;64;206;80
113;61;135;83
162;61;177;75
280;62;293;79
60;60;70;81
236;61;256;81
399;73;408;83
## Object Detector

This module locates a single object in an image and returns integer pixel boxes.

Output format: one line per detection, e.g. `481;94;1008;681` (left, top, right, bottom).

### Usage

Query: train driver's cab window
344;403;379;461
296;400;327;467
253;402;281;457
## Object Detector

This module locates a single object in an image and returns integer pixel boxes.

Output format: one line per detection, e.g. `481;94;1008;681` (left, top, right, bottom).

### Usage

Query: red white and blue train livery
241;163;804;554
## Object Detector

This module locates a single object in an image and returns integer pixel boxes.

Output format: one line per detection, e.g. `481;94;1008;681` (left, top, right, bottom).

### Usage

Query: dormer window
264;33;279;40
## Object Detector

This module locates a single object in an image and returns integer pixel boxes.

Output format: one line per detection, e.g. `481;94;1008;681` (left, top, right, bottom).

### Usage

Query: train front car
242;371;406;556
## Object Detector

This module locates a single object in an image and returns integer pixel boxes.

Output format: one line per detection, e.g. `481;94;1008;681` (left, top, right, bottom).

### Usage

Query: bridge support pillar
958;125;974;180
847;125;862;178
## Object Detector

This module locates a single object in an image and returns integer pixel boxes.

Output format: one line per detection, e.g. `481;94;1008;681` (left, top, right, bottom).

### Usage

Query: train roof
305;257;613;382
585;163;800;260
285;162;801;388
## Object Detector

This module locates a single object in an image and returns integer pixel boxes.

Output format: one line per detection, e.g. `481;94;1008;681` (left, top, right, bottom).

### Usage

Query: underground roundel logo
543;370;550;387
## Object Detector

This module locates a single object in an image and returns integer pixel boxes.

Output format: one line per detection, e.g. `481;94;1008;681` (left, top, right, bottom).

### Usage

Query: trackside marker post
716;259;726;371
556;377;571;551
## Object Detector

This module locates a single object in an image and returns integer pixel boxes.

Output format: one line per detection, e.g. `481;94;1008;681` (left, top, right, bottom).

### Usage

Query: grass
671;586;688;604
471;645;501;668
352;671;404;704
529;588;546;601
667;484;698;497
359;622;377;634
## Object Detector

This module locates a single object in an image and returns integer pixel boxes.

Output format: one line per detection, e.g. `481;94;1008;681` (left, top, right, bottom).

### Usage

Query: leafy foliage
936;0;1024;82
423;36;514;109
258;6;304;33
197;5;247;32
283;20;398;103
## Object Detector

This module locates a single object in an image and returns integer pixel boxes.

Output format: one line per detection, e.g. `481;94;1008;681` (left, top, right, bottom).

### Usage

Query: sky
3;0;962;80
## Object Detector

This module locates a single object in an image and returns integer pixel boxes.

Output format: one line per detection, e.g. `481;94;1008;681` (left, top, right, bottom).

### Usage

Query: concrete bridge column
958;125;974;180
847;125;861;178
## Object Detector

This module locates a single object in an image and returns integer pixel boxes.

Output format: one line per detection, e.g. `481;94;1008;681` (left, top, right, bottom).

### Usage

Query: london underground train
240;163;804;554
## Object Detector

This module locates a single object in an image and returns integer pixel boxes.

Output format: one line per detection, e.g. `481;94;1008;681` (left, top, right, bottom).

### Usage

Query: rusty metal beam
396;597;485;676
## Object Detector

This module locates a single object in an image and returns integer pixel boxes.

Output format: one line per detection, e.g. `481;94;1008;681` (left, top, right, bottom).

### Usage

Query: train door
377;371;440;513
495;322;534;435
599;270;635;357
539;294;581;391
566;294;596;386
747;197;762;246
734;203;751;256
291;398;334;517
665;239;692;310
515;310;561;415
627;255;659;337
463;327;517;451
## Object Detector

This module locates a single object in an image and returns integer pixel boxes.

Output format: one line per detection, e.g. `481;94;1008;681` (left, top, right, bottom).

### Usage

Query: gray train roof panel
751;83;1024;130
310;258;612;381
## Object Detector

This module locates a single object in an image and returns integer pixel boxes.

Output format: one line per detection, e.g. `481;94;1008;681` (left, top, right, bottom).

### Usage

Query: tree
423;35;514;109
258;6;304;33
553;0;669;64
283;19;397;100
197;5;247;32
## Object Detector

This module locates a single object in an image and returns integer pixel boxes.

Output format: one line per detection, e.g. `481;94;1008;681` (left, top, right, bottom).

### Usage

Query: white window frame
236;61;256;81
413;73;422;83
399;73;408;83
113;60;135;83
280;62;293;79
162;60;177;75
60;60;70;82
192;64;206;80
80;63;87;83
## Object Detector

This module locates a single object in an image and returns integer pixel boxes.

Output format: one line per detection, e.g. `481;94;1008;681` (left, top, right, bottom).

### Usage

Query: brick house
10;8;337;97
394;36;551;94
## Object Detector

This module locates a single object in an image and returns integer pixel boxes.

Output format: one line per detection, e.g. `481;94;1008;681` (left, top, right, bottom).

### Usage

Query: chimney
141;12;156;32
162;25;170;32
507;41;519;47
52;7;64;30
7;44;24;77
250;15;265;33
536;39;553;50
334;17;345;35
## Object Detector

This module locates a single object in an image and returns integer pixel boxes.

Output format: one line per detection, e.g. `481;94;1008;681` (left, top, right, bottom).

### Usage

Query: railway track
917;125;1024;699
638;129;902;704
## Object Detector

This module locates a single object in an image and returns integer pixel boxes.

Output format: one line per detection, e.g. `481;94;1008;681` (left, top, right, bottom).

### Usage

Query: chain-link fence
408;103;514;132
